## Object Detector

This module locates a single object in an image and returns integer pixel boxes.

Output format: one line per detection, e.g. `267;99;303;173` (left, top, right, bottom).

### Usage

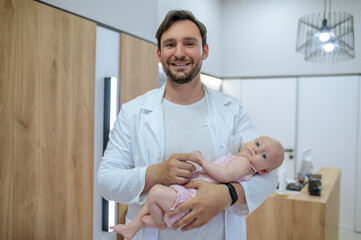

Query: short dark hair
156;10;207;50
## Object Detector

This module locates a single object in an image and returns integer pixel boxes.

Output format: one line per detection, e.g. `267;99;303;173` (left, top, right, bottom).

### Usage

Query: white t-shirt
159;97;225;240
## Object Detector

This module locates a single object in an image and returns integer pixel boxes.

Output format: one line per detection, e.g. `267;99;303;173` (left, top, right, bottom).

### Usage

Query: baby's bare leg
143;184;177;229
110;201;149;239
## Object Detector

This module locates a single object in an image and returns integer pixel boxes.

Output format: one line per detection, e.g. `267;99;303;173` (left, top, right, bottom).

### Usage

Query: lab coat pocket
227;135;243;155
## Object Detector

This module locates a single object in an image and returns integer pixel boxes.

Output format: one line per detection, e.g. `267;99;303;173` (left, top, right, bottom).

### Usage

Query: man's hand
168;180;232;231
144;153;197;192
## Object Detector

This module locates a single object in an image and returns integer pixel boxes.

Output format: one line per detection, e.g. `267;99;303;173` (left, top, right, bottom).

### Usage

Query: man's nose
174;44;186;58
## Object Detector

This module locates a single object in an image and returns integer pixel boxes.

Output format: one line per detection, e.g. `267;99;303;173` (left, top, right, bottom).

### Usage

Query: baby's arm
191;151;252;182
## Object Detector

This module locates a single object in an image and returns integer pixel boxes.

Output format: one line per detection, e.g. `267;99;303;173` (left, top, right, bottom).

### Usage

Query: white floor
339;228;361;240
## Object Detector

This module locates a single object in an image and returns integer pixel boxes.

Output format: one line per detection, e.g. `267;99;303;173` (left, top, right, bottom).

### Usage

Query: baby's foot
110;224;135;240
142;215;167;230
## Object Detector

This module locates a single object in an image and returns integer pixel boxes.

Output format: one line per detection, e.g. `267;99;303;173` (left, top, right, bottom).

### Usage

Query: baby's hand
191;151;205;166
192;150;202;157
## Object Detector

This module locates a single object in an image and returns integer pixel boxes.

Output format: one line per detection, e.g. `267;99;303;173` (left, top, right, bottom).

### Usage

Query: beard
161;56;203;84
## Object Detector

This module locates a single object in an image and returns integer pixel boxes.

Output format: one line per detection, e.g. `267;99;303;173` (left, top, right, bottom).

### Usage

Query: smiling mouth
171;63;190;67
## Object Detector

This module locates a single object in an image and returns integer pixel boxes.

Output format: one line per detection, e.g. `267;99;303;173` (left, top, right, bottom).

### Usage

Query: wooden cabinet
246;168;340;240
119;33;159;105
0;0;96;239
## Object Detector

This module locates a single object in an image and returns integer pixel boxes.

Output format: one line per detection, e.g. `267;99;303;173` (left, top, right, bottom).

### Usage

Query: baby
111;136;284;239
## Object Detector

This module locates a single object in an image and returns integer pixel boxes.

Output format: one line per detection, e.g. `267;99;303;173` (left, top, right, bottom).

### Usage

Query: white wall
296;75;359;230
38;0;158;43
357;77;361;232
223;78;298;180
221;0;361;77
94;26;120;240
224;76;361;230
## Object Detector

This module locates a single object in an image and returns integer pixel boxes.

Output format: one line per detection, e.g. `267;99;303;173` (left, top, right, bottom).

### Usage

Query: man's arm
97;106;143;204
232;182;247;210
237;170;278;215
143;153;197;193
168;180;246;231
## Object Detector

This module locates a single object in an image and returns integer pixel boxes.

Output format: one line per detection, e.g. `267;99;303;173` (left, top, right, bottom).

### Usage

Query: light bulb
319;32;330;42
323;43;335;52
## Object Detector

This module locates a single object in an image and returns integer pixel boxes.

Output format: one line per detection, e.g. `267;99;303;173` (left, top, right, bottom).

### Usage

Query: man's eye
255;142;260;147
186;42;195;46
262;153;266;159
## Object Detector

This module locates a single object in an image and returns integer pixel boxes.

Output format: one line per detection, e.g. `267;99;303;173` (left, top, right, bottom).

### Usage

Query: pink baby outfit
163;153;256;227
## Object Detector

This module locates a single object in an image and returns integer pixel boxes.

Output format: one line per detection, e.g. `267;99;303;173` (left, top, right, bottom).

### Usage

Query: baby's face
237;136;282;172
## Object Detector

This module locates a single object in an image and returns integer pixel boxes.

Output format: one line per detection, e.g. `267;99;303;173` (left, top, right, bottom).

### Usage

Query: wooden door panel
0;0;96;239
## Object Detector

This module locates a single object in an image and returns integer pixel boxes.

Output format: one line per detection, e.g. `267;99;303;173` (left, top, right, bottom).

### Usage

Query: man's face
157;20;209;84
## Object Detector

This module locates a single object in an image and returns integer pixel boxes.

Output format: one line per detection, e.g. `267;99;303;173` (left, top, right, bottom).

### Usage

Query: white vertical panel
94;26;120;240
222;78;297;179
241;78;297;180
297;75;359;230
240;78;297;149
356;76;361;233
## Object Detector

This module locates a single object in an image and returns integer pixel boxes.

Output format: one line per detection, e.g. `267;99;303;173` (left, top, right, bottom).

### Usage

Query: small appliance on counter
308;174;322;196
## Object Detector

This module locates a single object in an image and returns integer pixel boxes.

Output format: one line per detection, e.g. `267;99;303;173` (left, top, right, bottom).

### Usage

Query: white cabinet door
356;76;361;233
224;75;360;230
297;75;359;230
222;78;297;179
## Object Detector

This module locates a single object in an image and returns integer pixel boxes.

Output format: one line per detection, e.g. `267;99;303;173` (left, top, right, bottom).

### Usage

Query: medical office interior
1;0;361;239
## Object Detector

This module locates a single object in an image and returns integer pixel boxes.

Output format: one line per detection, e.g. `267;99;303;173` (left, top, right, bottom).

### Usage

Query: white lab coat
97;83;278;240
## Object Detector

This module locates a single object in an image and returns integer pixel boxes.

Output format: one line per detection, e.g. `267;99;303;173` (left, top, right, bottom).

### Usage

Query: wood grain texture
0;0;96;239
324;169;340;240
246;168;340;240
0;0;15;239
246;193;296;240
12;1;39;238
119;33;159;105
117;33;158;240
293;168;341;240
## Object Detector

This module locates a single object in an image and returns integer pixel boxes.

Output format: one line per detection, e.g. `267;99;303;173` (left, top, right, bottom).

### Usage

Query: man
97;10;278;240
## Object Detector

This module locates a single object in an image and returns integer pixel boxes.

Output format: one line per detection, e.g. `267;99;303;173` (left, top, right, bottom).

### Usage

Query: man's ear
202;44;209;60
157;48;161;62
259;169;270;175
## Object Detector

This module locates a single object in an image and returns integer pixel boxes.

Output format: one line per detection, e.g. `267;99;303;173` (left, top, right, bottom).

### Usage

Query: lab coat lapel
204;84;234;158
142;84;166;159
